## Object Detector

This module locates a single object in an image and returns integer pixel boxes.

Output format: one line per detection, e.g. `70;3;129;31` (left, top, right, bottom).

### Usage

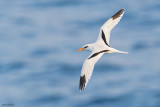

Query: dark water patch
0;13;3;18
74;12;135;29
27;69;64;85
106;79;129;88
0;63;3;70
21;32;36;39
152;93;160;107
45;62;81;74
27;0;83;8
56;63;81;76
31;48;57;58
24;72;62;88
27;71;56;80
95;63;124;73
73;18;106;29
144;4;160;11
132;41;150;51
13;17;33;26
61;64;80;71
152;90;160;99
5;61;27;72
90;96;119;104
122;13;138;29
154;92;160;107
139;19;160;28
123;13;135;21
28;72;47;81
154;40;160;48
78;93;133;107
144;90;160;107
33;94;64;105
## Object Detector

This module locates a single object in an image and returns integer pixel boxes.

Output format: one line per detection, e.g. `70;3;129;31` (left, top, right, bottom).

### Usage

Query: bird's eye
84;46;88;48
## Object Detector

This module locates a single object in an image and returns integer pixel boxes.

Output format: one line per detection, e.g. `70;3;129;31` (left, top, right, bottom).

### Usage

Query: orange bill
78;48;84;51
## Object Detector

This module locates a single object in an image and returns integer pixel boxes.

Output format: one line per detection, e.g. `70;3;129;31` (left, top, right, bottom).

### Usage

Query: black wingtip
112;8;125;20
79;75;86;91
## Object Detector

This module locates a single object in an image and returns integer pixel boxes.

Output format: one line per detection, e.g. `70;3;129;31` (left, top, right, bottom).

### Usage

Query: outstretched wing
79;51;106;91
96;9;125;45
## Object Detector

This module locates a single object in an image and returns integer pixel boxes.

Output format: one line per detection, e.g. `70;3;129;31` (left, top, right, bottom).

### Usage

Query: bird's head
78;44;93;51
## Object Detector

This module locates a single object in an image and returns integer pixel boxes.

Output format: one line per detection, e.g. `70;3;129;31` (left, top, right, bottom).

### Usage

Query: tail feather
116;50;128;54
110;48;128;54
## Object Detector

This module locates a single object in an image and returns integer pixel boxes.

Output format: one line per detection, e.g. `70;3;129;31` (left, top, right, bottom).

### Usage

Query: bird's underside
79;8;127;91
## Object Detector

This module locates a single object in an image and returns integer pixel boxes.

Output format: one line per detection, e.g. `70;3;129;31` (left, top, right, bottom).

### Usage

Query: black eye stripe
84;46;88;48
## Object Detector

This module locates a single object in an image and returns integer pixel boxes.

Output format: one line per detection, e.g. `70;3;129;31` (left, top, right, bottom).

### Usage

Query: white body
79;9;128;91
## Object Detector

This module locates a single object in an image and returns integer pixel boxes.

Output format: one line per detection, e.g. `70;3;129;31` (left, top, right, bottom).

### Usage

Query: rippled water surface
0;0;160;107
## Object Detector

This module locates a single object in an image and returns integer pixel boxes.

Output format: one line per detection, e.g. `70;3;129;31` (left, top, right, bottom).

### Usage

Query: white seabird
78;9;128;91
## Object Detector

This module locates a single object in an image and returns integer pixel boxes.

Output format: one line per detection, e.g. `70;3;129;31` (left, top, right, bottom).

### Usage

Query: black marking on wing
112;9;125;20
101;30;111;47
79;75;86;91
88;50;109;59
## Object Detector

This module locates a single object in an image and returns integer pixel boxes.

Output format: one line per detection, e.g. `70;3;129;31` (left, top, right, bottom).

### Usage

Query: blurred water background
0;0;160;107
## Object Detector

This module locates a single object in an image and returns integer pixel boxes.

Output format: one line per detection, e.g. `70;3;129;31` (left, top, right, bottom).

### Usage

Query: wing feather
79;52;103;91
96;9;125;45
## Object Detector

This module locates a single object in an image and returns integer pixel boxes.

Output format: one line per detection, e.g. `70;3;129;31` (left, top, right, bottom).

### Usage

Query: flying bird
78;9;128;91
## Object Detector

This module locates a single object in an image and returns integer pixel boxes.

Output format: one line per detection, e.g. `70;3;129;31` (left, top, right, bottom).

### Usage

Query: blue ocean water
0;0;160;107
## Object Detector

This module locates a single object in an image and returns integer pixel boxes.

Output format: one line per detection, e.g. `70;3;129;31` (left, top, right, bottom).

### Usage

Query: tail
110;47;128;54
